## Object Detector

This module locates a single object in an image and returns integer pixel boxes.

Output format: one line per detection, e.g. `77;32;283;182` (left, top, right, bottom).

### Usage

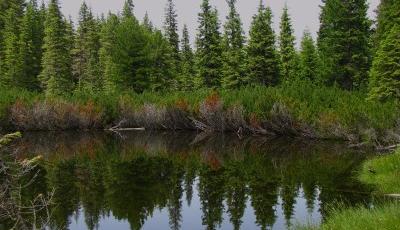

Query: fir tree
0;1;24;86
18;0;45;91
72;2;101;92
369;24;400;101
0;0;25;79
122;0;135;20
247;1;280;86
164;0;180;63
179;24;195;90
318;0;372;90
143;11;153;31
39;0;73;96
374;0;400;50
221;0;247;89
299;30;319;82
99;13;120;93
279;5;298;81
195;0;223;88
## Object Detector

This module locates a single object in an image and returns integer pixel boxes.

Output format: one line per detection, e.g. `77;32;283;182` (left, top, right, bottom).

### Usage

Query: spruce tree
279;5;298;81
122;0;135;19
1;2;23;86
99;13;120;93
247;1;280;86
164;0;180;63
374;0;400;50
143;12;153;31
221;0;247;89
195;0;223;88
369;24;400;101
39;0;73;96
179;24;195;90
18;0;44;91
318;0;371;90
72;2;101;92
299;30;319;82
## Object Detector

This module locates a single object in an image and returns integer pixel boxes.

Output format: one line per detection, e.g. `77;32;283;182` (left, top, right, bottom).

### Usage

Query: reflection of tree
247;156;279;230
17;133;375;229
104;157;174;229
280;182;299;228
184;158;198;207
198;166;225;230
168;161;184;230
48;160;80;230
224;162;248;230
79;158;106;230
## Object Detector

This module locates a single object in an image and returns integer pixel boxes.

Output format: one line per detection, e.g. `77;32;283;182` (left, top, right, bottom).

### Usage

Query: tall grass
0;81;399;143
297;203;400;230
359;149;400;194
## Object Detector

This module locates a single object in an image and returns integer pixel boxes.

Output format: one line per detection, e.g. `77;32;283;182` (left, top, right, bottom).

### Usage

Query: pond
9;131;376;230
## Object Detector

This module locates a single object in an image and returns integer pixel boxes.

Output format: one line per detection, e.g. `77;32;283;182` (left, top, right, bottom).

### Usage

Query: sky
58;0;380;45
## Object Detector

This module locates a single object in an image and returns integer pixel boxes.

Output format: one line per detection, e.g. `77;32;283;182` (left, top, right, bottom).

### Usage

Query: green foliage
374;0;400;51
179;24;196;90
359;149;400;194
299;30;319;81
72;2;101;92
18;0;44;91
247;2;280;86
1;0;24;86
315;203;400;230
39;0;73;96
195;0;223;88
164;0;180;74
99;13;120;93
318;0;372;90
221;0;247;89
368;24;400;101
279;5;299;81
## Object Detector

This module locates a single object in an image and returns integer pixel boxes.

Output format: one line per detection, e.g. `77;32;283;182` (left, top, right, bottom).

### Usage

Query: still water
12;131;375;230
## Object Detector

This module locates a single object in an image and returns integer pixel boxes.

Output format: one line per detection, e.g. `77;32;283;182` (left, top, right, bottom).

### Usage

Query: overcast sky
58;0;380;45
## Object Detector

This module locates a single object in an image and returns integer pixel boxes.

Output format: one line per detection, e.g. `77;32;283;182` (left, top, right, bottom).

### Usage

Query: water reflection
11;131;374;230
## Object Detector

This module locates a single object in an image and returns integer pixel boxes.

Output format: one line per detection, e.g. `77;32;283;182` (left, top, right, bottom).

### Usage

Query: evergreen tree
122;0;135;19
299;30;319;82
318;0;371;90
179;24;195;90
99;13;120;93
374;0;400;50
0;0;25;79
221;0;247;89
72;2;101;92
195;0;223;88
143;11;153;31
0;1;24;86
247;1;280;86
149;29;176;91
279;5;298;81
164;0;180;63
369;24;400;101
18;0;45;90
39;0;73;96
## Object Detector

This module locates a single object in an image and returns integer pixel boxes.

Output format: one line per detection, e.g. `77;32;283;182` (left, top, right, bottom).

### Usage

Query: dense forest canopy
0;0;399;101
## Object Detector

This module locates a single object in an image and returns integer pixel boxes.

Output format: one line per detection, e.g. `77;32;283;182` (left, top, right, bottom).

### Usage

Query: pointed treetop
122;0;134;18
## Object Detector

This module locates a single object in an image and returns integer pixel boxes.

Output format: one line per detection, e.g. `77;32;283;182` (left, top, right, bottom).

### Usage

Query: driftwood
376;144;400;152
385;194;400;199
107;119;145;132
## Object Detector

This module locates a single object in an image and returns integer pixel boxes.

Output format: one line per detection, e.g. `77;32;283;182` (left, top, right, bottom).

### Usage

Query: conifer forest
1;0;400;229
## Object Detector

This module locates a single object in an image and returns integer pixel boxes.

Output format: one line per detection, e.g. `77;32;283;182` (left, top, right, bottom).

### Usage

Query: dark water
10;131;375;230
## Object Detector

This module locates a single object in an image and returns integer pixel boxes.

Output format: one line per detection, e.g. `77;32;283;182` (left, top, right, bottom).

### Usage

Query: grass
298;149;400;230
0;81;399;142
359;150;400;194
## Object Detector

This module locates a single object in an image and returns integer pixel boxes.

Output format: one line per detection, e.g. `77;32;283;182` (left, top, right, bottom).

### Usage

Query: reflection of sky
68;179;322;230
